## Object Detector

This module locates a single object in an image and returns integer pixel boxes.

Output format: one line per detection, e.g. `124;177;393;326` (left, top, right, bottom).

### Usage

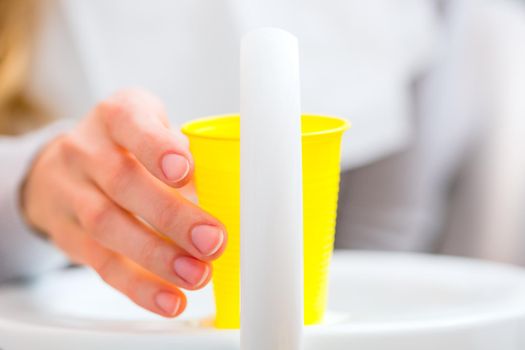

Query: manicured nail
173;257;209;287
161;153;190;182
191;225;224;256
155;292;181;316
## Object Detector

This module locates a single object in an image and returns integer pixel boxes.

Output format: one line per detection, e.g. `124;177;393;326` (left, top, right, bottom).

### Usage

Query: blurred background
1;0;525;271
335;0;525;265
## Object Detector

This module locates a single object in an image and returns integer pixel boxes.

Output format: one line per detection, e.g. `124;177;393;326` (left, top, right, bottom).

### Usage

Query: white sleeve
0;120;73;282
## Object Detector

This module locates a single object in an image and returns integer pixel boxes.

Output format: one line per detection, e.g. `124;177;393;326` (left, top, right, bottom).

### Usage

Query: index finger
97;88;193;187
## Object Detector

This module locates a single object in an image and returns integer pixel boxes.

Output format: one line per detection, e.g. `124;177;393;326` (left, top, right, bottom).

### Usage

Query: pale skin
22;88;227;317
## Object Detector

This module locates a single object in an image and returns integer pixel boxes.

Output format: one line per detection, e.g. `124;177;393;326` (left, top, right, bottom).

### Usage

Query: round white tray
2;251;525;350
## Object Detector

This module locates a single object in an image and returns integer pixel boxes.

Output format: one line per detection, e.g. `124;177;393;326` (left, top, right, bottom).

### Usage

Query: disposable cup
182;114;349;328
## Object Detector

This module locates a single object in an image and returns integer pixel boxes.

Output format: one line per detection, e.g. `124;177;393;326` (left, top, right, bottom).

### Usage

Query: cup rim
181;114;351;141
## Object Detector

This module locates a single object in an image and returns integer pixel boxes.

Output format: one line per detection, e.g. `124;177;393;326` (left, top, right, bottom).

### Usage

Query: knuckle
139;129;157;146
98;88;166;125
156;199;184;234
96;95;134;127
102;155;138;196
78;197;114;234
116;87;163;111
96;89;169;143
55;134;84;163
137;238;160;266
123;274;141;301
135;129;157;156
92;254;114;281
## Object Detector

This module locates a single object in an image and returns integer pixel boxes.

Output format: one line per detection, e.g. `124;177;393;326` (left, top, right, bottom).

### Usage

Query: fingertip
174;290;187;317
160;153;193;185
155;290;187;317
190;225;225;257
173;257;211;290
201;223;228;261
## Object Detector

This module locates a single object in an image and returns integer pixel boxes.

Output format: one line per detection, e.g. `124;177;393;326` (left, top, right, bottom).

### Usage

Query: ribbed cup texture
184;115;347;329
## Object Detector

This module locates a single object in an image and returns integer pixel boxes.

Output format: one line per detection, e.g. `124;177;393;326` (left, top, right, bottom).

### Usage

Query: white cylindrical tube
240;28;303;350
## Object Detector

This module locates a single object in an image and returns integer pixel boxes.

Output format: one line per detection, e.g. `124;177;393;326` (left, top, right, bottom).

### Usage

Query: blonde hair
0;0;50;135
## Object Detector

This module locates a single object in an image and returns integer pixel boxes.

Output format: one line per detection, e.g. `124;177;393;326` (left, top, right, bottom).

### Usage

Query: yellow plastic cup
182;114;350;329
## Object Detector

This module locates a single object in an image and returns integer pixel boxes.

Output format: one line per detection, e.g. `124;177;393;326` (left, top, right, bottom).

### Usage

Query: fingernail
191;225;224;256
155;292;181;316
161;153;190;182
173;257;209;287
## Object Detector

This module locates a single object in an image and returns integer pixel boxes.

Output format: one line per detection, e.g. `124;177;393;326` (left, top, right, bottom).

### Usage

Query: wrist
18;135;64;239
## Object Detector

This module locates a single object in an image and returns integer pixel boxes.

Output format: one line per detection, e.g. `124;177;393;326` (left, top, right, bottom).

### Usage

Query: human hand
22;88;226;317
